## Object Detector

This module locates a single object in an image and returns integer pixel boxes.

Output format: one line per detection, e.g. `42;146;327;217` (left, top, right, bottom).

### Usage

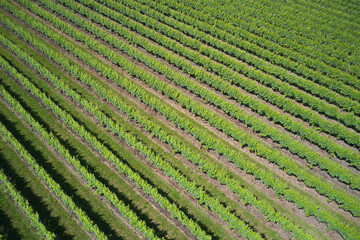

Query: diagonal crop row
7;39;260;238
299;0;360;23
0;155;55;240
187;0;360;65
0;34;262;240
3;4;360;238
270;0;360;37
80;0;360;133
132;0;360;88
95;0;360;116
308;0;360;19
0;32;222;240
0;58;161;240
0;22;258;240
245;0;360;48
256;0;360;40
205;0;360;58
155;0;360;80
3;2;356;233
176;0;360;69
31;0;360;189
0;48;220;240
0;28;282;239
55;0;360;166
0;39;204;240
0;26;315;240
3;4;359;238
262;0;360;42
228;0;359;58
115;0;360;101
0;115;108;239
7;0;360;216
310;0;360;17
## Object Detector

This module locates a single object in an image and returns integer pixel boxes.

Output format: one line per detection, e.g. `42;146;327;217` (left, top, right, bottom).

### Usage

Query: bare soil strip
4;2;359;238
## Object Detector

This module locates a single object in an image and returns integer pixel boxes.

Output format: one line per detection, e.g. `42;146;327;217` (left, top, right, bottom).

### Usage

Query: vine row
0;31;259;240
2;3;359;238
135;0;360;87
196;0;360;60
0;26;314;240
0;157;55;240
87;0;360;133
0;57;161;240
58;0;360;165
34;0;360;186
117;0;360;100
8;0;360;214
160;0;360;79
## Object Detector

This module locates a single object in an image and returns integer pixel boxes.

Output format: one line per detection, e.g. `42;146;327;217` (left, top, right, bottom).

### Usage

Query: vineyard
0;0;359;239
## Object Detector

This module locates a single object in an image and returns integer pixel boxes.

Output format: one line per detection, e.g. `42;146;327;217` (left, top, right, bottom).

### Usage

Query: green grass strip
0;164;55;239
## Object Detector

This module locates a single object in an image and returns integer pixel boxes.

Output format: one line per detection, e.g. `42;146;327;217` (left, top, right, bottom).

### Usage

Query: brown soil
9;25;335;238
0;97;99;240
1;48;193;239
0;11;276;238
159;5;360;120
4;2;359;239
56;0;360;186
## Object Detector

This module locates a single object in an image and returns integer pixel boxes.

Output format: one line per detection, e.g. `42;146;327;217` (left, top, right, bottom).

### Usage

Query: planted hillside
0;0;359;239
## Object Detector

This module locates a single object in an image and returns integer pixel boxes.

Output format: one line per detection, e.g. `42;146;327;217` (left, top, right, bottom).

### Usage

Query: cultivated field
0;0;359;239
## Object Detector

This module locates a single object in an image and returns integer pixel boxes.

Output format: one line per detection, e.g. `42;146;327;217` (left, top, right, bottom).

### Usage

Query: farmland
0;0;359;239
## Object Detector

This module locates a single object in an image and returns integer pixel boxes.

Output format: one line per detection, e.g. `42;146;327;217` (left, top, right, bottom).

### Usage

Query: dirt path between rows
55;0;360;183
4;2;358;237
0;8;281;238
33;54;244;239
0;96;100;240
1;51;196;240
4;19;335;240
155;0;360;120
51;6;360;205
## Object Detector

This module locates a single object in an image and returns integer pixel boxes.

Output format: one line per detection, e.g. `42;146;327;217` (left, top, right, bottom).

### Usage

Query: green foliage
2;1;359;238
153;0;360;80
0;59;157;240
75;0;360;160
0;22;313;240
0;0;359;239
0;168;55;240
